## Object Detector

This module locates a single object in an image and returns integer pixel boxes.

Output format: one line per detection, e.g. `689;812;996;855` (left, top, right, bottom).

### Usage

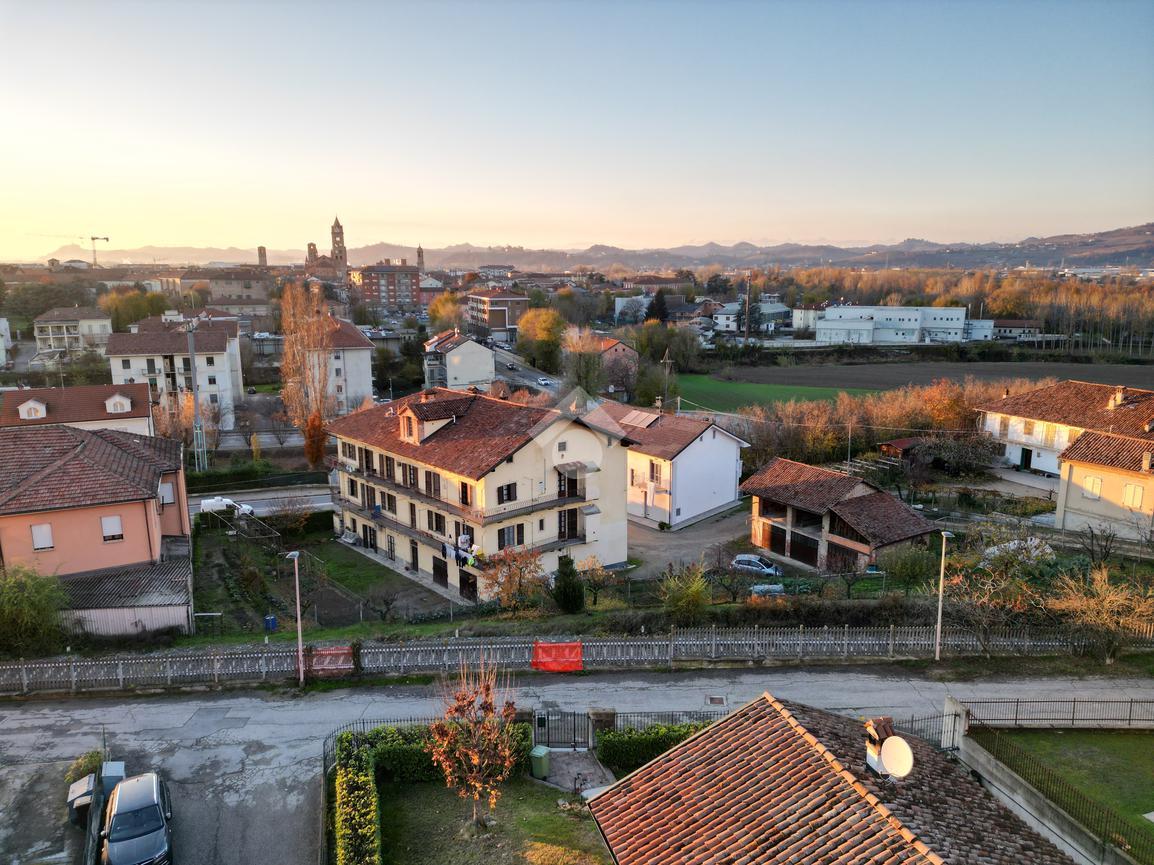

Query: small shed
878;437;925;460
59;558;193;636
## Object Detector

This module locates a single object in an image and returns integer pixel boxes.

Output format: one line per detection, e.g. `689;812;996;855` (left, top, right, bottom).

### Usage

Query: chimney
1002;387;1010;399
1143;452;1152;473
864;717;895;775
1144;419;1154;434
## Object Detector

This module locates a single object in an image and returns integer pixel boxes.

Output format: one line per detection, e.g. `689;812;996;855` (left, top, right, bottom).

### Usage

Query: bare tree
1079;523;1118;568
280;282;334;427
1050;567;1154;663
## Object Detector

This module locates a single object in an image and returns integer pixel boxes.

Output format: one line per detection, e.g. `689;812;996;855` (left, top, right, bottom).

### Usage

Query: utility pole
660;348;673;410
744;270;752;344
90;236;109;268
185;319;208;472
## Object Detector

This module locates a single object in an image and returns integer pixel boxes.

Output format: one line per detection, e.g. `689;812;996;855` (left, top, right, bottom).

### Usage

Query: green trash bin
530;745;550;780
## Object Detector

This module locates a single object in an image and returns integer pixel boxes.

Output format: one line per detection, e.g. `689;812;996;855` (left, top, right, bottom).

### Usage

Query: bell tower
417;243;425;274
331;216;347;280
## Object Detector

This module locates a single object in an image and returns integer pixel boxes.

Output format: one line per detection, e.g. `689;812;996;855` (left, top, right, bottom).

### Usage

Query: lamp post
934;530;954;662
285;551;305;687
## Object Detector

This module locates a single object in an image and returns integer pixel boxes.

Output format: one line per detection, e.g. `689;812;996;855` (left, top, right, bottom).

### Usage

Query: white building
0;383;155;435
107;319;244;430
325;318;375;415
423;330;496;391
0;318;10;367
712;301;792;334
815;305;993;345
791;305;824;331
599;402;748;528
32;307;113;366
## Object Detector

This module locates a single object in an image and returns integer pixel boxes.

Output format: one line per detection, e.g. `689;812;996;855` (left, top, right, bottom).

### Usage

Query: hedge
596;722;711;777
332;722;533;865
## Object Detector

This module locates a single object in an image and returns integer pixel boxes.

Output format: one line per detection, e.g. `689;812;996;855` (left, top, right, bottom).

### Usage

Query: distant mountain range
42;222;1154;271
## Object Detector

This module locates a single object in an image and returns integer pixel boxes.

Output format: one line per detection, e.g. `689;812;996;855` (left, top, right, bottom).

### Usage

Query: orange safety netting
531;640;583;672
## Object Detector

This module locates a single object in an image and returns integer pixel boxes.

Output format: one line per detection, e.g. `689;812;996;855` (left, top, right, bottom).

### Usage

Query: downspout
144;497;157;563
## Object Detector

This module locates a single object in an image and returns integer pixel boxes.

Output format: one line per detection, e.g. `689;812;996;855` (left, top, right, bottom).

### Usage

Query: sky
1;0;1152;261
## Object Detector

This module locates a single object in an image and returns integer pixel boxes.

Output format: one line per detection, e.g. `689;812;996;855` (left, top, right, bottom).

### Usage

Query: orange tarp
531;640;583;672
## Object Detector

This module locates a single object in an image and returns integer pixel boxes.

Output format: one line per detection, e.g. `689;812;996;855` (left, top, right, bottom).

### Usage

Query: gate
533;711;590;749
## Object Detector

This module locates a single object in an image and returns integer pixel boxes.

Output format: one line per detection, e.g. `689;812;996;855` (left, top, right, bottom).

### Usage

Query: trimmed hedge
332;722;533;865
596;722;711;777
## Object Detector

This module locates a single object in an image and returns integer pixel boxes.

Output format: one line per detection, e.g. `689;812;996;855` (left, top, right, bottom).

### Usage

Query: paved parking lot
5;668;1152;865
626;507;751;579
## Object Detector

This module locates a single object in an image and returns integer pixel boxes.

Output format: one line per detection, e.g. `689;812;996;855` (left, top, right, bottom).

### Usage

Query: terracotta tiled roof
829;491;937;546
596;336;637;355
35;306;110;322
740;457;867;511
1060;430;1154;474
597;401;745;460
406;393;477;421
590;695;944;865
0;383;152;428
132;315;239;338
590;694;1075;865
107;329;230;356
977;380;1154;438
0;427;181;516
327;388;563;479
328;317;374;349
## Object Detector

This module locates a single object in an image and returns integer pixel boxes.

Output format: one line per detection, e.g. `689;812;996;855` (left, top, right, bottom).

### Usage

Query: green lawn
304;538;418;596
1003;729;1154;843
677;374;874;412
250;382;281;393
378;777;611;864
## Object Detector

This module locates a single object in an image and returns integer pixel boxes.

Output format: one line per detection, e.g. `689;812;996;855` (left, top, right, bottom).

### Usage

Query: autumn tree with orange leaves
281;282;334;468
427;659;520;828
481;546;547;609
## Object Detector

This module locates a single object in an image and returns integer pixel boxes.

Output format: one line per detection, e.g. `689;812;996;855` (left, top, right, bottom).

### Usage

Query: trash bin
264;614;278;633
66;773;95;827
529;745;550;780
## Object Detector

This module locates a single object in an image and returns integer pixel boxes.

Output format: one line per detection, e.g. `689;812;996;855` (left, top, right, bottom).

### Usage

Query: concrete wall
669;429;743;526
62;604;190;636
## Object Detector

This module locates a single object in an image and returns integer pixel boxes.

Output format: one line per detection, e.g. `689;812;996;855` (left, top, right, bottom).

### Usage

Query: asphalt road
491;345;558;394
189;486;335;517
3;668;1151;865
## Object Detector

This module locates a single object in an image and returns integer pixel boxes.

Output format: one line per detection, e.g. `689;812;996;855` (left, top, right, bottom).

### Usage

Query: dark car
101;772;173;865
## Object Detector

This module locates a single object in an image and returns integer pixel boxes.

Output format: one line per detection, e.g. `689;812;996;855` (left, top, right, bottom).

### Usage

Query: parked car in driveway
506;361;516;370
101;772;173;865
199;496;254;516
731;554;783;578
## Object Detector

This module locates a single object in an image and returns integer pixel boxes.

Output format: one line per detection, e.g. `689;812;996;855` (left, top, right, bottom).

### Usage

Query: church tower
417;243;425;274
331;216;348;281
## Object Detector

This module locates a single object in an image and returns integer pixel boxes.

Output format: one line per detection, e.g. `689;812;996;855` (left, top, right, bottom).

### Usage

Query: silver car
731;554;783;578
101;772;173;865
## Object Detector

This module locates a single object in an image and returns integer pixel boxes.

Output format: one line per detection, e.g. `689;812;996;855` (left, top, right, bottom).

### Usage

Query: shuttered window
31;523;53;550
101;515;124;542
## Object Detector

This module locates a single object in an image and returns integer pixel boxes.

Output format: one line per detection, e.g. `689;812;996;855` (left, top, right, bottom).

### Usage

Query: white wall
330;347;373;414
110;350;238;430
446;341;495;389
61;604;190;636
981;411;1080;476
670;428;744;525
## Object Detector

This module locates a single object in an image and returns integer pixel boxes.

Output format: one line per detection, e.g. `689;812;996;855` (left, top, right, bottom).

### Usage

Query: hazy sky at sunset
1;0;1152;261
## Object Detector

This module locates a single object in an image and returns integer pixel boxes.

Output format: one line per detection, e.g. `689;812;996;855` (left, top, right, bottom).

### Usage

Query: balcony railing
331;460;589;525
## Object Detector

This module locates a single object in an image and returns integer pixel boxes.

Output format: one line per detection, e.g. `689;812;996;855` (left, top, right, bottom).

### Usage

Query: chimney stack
864;717;895;775
1002;387;1010;399
1143;452;1152;473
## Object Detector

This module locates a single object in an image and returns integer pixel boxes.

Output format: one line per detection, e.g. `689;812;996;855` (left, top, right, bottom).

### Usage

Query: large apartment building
32;307;113;366
349;262;421;310
327;389;629;602
466;289;529;344
106;315;244;430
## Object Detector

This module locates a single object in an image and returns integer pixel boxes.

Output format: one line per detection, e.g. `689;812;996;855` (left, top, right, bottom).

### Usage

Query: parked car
750;583;786;597
199;496;254;516
731;554;783;578
100;772;173;865
246;386;257;395
506;362;517;370
536;377;553;387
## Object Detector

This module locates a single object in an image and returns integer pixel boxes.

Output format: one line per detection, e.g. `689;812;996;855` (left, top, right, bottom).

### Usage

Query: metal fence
967;718;1154;865
963;698;1154;728
0;624;1145;696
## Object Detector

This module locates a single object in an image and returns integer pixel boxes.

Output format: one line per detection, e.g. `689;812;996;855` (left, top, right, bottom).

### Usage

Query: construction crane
90;236;109;267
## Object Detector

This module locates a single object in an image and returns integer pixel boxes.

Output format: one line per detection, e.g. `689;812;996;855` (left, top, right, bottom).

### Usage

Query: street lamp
934;530;954;662
285;551;305;687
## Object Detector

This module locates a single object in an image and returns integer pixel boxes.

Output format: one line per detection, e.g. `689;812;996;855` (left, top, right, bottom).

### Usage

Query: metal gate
533;711;590;749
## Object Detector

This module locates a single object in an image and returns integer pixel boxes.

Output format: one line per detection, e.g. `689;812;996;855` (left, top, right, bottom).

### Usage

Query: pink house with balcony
0;426;193;635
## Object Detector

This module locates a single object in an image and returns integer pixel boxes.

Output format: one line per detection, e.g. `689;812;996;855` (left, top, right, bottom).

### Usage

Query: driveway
627;507;751;579
2;669;1152;865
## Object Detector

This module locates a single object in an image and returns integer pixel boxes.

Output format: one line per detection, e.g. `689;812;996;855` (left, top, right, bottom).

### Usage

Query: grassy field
677;373;874;412
378;777;611;864
1003;729;1154;841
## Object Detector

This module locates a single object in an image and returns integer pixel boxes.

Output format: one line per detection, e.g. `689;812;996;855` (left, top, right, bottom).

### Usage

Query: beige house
741;458;936;571
327;389;629;602
32;307;113;366
423;330;495;391
1056;431;1154;540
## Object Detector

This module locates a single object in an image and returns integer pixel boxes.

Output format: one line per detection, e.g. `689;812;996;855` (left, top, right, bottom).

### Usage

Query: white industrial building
815;306;994;345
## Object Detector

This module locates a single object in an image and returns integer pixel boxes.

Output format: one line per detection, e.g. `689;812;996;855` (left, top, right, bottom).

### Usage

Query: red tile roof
829;491;937;547
424;329;479;353
327;388;566;479
34;306;110;322
590;694;1075;865
107;329;230;356
1060;430;1154;474
0;383;152;428
598;401;744;460
327;317;374;349
132;315;239;338
740;457;867;511
977;380;1154;438
0;427;181;516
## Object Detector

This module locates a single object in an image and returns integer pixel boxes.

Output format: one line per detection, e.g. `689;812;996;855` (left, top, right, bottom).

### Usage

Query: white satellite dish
879;735;914;779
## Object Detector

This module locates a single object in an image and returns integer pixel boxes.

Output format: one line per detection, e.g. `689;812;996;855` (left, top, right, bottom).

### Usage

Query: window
427;511;446;534
425;471;441;499
209;394;218;404
101;515;124;542
497;523;525;549
159;482;175;504
385;493;397;514
335;367;342;378
336;384;343;394
121;358;131;370
1023;420;1035;437
207;375;216;386
557;441;567;453
31;523;53;551
998;416;1009;437
1043;423;1056;448
1082;476;1102;500
348;477;358;496
1123;484;1144;509
649;460;662;484
385;456;395;481
497;482;517;504
206;356;215;367
459;481;472;506
404;416;415;439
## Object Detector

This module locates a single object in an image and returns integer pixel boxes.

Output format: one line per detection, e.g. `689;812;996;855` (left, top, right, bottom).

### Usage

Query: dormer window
105;395;132;414
404;415;415;440
17;400;46;420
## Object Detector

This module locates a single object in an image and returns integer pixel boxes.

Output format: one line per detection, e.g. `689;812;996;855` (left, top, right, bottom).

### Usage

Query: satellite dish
880;735;914;779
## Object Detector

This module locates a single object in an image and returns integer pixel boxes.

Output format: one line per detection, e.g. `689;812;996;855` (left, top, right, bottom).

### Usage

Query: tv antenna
90;236;109;267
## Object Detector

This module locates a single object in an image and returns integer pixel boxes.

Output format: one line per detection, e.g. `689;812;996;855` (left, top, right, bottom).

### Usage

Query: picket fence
0;624;1134;697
